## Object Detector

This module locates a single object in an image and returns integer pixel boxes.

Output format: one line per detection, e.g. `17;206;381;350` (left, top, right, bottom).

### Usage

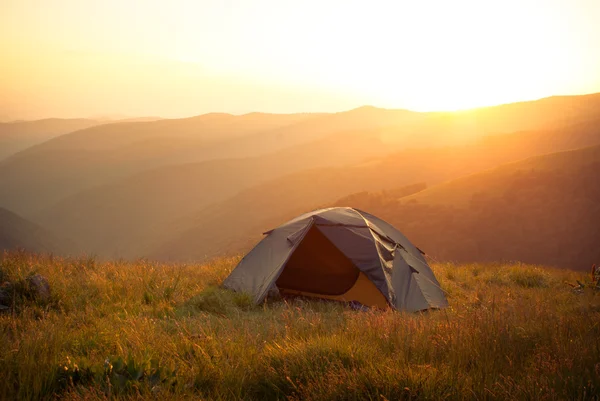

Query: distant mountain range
0;116;163;161
34;132;394;258
149;115;600;264
0;93;599;269
0;118;102;160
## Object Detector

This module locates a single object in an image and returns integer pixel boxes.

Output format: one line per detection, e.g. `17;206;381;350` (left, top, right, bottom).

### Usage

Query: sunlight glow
1;0;599;118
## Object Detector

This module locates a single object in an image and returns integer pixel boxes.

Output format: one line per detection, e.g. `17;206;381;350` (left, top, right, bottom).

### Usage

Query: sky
1;0;600;120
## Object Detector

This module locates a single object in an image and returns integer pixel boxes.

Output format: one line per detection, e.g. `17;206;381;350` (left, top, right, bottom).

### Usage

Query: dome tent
223;207;448;312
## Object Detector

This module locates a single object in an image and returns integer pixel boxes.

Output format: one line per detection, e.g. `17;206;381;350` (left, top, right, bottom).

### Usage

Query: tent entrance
276;225;389;308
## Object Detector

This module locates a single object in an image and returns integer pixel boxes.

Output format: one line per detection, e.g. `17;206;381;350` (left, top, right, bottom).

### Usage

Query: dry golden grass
1;251;599;400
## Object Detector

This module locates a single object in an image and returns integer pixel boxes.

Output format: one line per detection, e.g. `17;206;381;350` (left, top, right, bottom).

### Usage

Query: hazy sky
1;0;600;120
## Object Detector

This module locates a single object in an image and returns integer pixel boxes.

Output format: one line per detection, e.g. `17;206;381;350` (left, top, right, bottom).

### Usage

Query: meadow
1;251;599;400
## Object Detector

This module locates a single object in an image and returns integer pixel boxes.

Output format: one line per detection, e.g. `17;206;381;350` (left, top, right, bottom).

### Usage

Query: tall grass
0;251;598;400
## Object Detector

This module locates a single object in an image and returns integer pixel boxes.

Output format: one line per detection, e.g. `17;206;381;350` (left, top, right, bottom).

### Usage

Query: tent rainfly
223;207;448;312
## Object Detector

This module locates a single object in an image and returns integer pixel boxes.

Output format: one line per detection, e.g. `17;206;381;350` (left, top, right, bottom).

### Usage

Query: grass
1;251;599;400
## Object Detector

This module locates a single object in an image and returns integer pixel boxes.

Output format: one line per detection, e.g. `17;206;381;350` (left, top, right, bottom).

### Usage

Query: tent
223;207;448;312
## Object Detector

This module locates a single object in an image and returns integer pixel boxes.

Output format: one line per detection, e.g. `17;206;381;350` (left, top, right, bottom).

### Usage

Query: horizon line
2;90;599;124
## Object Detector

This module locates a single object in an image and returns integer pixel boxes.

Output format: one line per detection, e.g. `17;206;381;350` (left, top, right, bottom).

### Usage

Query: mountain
4;93;600;218
0;113;321;215
34;132;395;258
0;106;466;217
331;145;600;270
150;116;600;262
403;128;600;207
0;208;66;254
382;92;600;144
5;93;600;261
0;117;163;161
455;92;600;133
0;118;102;160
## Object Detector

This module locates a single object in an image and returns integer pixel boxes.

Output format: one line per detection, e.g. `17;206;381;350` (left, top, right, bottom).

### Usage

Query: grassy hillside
0;208;66;254
152;118;600;262
0;252;598;400
332;145;600;270
35;132;394;257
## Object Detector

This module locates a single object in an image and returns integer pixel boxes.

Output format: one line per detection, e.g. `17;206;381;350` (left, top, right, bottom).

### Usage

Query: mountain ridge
0;207;67;254
149;119;600;263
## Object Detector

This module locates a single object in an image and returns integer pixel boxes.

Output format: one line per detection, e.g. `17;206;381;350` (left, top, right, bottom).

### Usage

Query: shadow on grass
178;286;255;317
177;286;373;318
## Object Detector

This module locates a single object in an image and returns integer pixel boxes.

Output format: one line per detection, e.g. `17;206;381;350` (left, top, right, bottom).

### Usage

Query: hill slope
34;132;394;257
0;208;66;254
151;118;600;262
332;145;600;270
0;112;321;215
0;117;162;161
0;118;102;160
3;92;600;217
